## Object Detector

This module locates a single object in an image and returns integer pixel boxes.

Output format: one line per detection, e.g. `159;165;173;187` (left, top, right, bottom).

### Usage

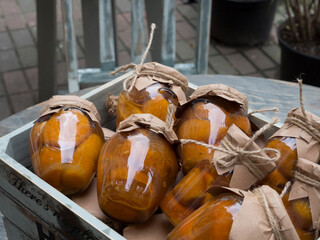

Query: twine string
285;79;320;143
110;23;187;92
105;94;119;116
298;79;307;119
294;170;320;189
179;118;280;179
279;181;293;198
165;104;176;130
249;107;278;116
285;115;320;143
254;188;283;240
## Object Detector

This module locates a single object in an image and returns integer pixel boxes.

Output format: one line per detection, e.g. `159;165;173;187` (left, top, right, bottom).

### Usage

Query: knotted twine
105;94;119;116
110;23;187;93
254;187;283;240
248;107;278;116
285;79;320;143
180;118;281;180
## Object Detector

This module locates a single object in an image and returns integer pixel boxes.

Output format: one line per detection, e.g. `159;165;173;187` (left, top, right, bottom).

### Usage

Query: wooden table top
0;74;320;137
187;74;320;122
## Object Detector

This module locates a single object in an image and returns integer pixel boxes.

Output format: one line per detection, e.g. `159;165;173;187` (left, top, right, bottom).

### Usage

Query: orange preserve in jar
168;192;243;240
176;84;251;174
115;62;188;128
258;136;297;193
162;123;276;226
258;108;320;194
280;159;320;240
168;186;300;240
29;96;104;196
282;193;314;240
160;159;232;226
97;114;179;223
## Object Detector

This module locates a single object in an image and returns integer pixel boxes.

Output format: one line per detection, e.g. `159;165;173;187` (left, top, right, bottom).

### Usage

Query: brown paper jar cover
29;95;104;196
282;158;320;240
161;124;275;226
168;186;299;240
116;62;188;127
96;114;179;223
175;84;251;174
258;108;320;194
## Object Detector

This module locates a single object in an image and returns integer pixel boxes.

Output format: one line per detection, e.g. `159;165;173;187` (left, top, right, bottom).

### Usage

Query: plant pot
210;0;278;46
278;21;320;87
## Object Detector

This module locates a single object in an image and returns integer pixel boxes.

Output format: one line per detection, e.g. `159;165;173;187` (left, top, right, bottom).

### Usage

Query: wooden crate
0;72;280;240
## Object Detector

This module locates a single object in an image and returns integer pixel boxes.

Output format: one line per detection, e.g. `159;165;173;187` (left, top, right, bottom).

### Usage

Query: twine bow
180;118;280;180
254;187;283;240
285;79;320;143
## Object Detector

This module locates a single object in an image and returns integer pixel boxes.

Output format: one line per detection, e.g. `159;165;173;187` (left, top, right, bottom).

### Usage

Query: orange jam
97;128;178;223
116;83;179;128
29;108;104;196
176;96;251;174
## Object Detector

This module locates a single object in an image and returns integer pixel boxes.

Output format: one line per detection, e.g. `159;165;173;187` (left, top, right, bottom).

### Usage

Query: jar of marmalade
29;96;104;196
168;191;243;240
168;186;299;240
175;84;251;174
281;158;320;240
258;108;320;194
97;114;179;223
161;124;276;226
115;62;188;128
258;136;297;193
160;159;232;226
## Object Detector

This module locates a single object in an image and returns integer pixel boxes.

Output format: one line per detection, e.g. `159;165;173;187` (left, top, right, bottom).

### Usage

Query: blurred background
0;0;287;121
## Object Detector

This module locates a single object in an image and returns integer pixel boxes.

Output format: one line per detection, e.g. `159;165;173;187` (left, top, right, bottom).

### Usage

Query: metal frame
62;0;213;92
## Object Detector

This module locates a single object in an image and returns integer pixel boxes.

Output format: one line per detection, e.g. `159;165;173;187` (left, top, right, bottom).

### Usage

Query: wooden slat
3;218;32;240
0;73;283;240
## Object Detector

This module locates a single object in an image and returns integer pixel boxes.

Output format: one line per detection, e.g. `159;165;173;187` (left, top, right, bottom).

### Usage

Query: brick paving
0;0;286;123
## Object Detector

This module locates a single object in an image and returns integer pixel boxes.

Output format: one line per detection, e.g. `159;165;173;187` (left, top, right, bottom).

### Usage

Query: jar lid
131;62;188;93
117;113;177;144
189;84;249;113
40;95;101;123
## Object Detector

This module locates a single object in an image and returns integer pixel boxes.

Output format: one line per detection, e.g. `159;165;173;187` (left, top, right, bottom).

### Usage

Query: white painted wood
0;72;280;240
3;218;32;240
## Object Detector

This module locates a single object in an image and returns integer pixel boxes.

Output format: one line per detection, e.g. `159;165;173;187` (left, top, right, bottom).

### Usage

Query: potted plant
210;0;279;46
278;0;320;86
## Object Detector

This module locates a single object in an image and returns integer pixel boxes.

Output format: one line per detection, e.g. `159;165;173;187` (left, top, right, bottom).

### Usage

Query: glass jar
116;83;179;127
167;192;243;240
282;193;314;240
258;136;297;193
29;107;104;196
176;96;251;174
97;128;178;223
160;159;232;226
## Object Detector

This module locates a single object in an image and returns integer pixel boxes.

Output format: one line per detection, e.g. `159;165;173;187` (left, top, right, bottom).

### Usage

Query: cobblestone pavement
0;0;287;238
